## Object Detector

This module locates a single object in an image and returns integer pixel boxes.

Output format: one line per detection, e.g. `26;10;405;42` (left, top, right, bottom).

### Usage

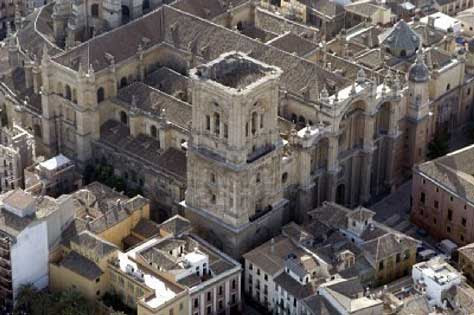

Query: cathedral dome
382;20;421;59
408;50;429;83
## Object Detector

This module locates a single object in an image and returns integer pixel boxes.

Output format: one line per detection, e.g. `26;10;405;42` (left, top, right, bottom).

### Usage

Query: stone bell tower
407;48;430;166
183;52;289;258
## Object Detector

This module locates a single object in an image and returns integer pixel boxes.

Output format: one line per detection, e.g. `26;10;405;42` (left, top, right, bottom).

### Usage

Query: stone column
326;135;338;202
360;114;375;203
385;102;400;192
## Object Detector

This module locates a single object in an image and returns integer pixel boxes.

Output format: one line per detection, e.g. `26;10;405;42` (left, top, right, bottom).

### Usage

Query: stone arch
97;87;105;103
65;85;72;100
120;111;128;125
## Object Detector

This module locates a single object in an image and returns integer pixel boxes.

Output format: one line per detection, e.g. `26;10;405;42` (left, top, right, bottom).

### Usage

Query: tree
14;284;38;315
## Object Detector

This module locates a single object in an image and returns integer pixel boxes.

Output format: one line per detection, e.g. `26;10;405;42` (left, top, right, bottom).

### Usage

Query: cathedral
1;0;473;257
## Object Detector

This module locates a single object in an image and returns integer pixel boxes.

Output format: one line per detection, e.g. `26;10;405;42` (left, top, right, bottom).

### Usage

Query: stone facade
0;123;34;193
1;2;474;258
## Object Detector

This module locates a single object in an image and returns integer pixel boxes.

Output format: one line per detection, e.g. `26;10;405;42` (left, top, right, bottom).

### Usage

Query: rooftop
38;154;72;171
191;52;282;90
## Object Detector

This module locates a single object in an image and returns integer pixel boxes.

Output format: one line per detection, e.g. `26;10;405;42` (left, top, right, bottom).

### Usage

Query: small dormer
346;207;375;236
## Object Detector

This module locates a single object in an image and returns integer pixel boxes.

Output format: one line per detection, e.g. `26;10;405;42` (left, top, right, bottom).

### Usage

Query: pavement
369;180;438;251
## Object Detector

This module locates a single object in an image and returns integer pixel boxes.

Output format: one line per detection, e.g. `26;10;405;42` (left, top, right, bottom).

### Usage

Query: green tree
14;284;38;315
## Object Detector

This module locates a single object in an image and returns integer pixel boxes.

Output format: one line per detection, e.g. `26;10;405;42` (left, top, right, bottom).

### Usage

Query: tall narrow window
150;125;157;138
214;113;220;135
224;124;228;139
260;114;264;129
251;112;257;135
246;122;249;137
206;115;211;131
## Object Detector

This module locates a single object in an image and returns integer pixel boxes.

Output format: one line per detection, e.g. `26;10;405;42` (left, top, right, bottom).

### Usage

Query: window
214;113;220;135
210;173;216;183
462;217;467;226
169;309;174;315
251;112;257;134
245;122;249;137
450;196;454;202
91;4;99;17
447;84;451;91
396;253;400;263
434;200;439;208
219;286;223;295
256;173;261;183
260;114;264;128
448;209;453;221
120;111;128;125
447;226;451;233
211;194;216;204
207;292;211;301
379;260;384;270
264;274;268;281
461;234;465;242
232;279;236;289
179;303;183;310
282;172;288;184
194;298;199;308
97;87;105;103
150;125;157;138
420;192;425;204
248;263;253;270
207;306;211;315
65;85;72;100
224;124;228;139
434;218;437;224
206;115;211;131
257;268;260;276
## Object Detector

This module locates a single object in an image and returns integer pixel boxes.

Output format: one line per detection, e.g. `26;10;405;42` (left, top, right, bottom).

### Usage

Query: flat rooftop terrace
192;52;281;91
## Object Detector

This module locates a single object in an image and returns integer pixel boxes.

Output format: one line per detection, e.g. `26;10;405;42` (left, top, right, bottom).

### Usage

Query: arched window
65;85;72;100
120;111;128;125
150;125;157;138
91;4;99;17
282;172;288;184
251;112;257;134
447;84;451;91
97;87;105;103
120;77;128;88
122;5;130;24
210;173;216;183
400;49;406;57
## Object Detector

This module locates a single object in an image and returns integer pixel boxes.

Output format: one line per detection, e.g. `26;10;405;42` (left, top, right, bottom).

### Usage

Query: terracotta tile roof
60;250;103;280
268;32;318;57
132;218;160;239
